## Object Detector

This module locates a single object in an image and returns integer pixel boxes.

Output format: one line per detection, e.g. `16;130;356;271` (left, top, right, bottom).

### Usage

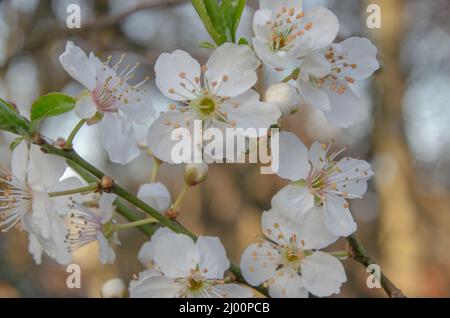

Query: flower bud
184;163;208;186
265;83;300;117
101;278;127;298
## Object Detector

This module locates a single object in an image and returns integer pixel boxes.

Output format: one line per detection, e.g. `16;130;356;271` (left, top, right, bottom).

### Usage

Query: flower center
197;97;216;116
268;6;311;52
187;277;204;291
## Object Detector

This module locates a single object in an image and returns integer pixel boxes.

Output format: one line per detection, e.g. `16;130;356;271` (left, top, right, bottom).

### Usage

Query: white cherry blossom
271;132;374;237
0;142;71;265
65;192;119;264
253;0;339;70
130;230;253;298
297;37;379;127
59;41;155;164
241;209;345;298
147;43;281;163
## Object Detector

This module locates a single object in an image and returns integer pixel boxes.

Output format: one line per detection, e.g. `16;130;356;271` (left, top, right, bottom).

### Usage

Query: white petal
59;41;97;90
271;185;314;220
75;91;97;119
253;9;273;39
155;50;201;101
99;192;117;224
336;37;379;80
299;52;332;80
222;99;281;137
301;251;347;297
240;242;280;286
295;207;338;250
206;43;259;97
138;227;173;267
196;236;230;280
261;210;300;245
260;0;303;12
298;80;330;111
28;233;43;265
49;177;84;216
297;7;339;52
100;112;141;165
152;232;199;278
31;191;54;239
98;232;116;264
28;144;67;189
272;132;310;181
129;275;181;298
11;140;29;184
118;91;155;124
269;270;308;298
323;194;357;237
323;80;364;128
146;110;196;164
137;183;171;214
212;284;254;298
330;158;374;198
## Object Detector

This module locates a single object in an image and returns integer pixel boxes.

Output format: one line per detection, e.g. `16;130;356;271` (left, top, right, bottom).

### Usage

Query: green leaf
238;37;250;46
30;93;76;130
10;137;24;151
204;0;231;41
0;98;30;136
226;0;246;42
200;41;217;49
191;0;227;45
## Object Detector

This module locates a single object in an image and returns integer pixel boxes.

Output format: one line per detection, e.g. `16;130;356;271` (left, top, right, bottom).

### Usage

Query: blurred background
0;0;449;298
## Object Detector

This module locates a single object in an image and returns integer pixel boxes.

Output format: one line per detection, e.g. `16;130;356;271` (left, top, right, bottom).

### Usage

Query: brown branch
346;234;407;298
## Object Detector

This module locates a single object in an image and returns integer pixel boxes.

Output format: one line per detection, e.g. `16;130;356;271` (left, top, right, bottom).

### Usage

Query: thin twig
346;234;407;298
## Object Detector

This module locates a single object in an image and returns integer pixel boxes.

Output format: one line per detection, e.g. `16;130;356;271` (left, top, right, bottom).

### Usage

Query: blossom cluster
0;0;378;298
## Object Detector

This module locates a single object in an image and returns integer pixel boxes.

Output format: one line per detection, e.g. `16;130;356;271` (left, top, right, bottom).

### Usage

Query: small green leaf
0;98;30;136
10;137;24;151
30;93;76;130
204;0;231;41
238;37;250;46
200;41;217;49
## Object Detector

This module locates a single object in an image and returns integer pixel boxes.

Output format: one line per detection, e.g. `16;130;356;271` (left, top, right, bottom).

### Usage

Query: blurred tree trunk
368;0;423;296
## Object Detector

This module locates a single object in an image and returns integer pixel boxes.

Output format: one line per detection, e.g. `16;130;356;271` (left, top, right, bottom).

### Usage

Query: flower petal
272;132;310;181
271;185;314;219
59;41;97;91
75;91;97;119
129;274;181;298
323;194;357;237
99;193;117;224
206;43;260;97
137;182;171;214
48;177;84;216
152;232;199;278
269;270;308;298
117;91;155;124
334;37;379;80
155;50;201;101
240;242;280;286
99;112;141;165
323;80;364;128
28;144;67;189
146;110;197;164
301;251;347;297
11;140;29;184
196;236;230;280
260;0;303;11
329;158;374;198
98;232;116;264
138;227;173;267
